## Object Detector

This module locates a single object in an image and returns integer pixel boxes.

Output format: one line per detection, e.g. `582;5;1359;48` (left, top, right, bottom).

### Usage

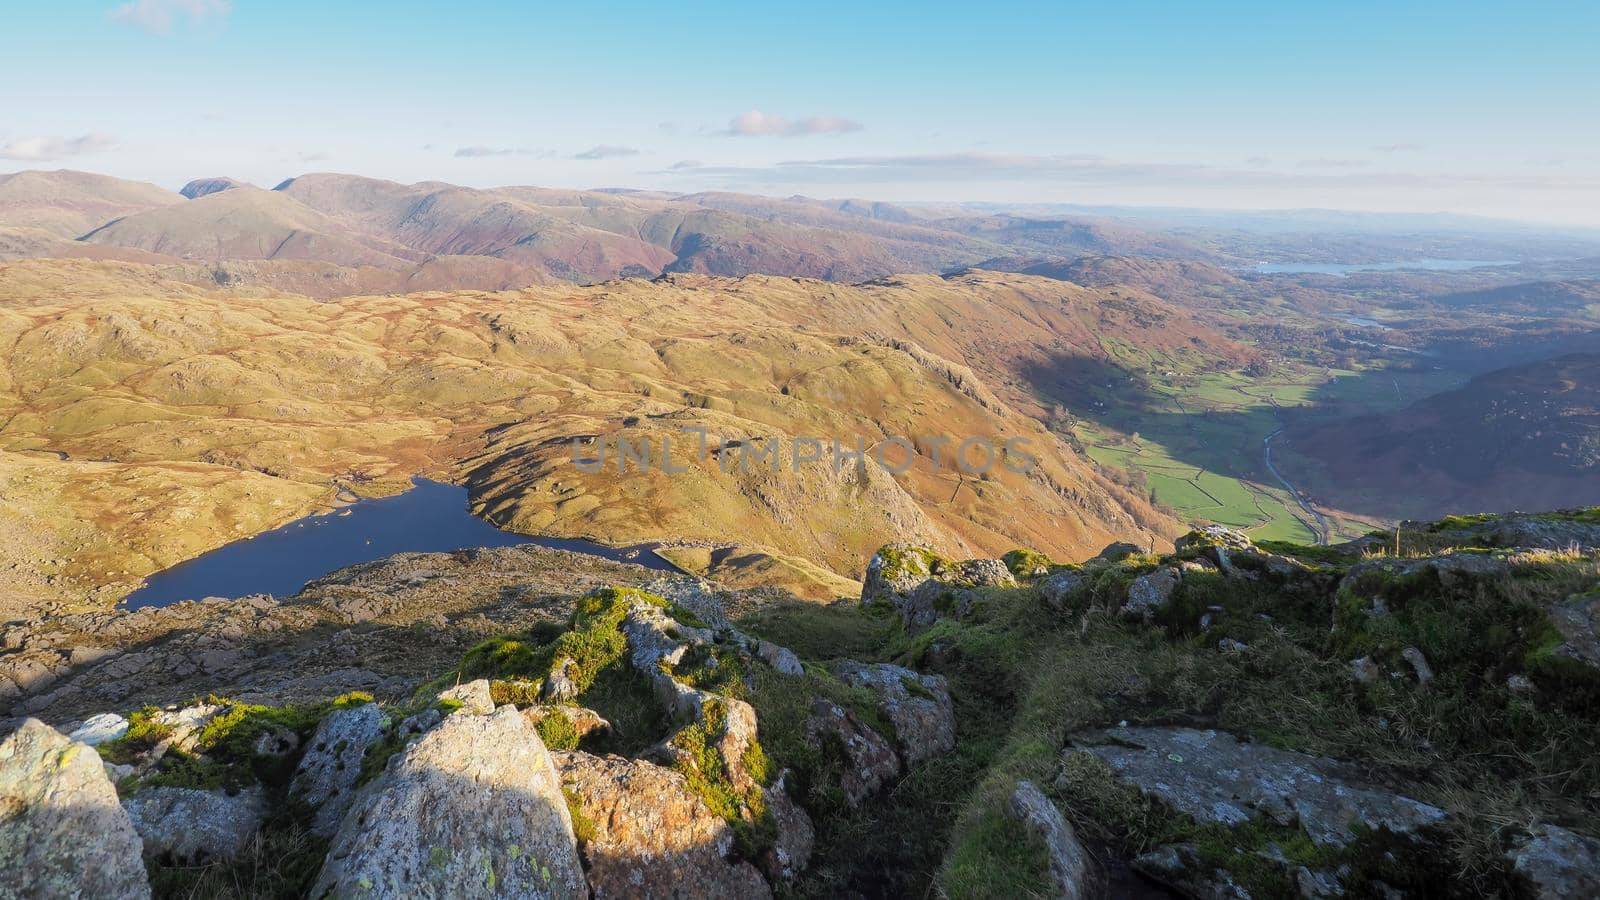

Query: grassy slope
1069;366;1469;543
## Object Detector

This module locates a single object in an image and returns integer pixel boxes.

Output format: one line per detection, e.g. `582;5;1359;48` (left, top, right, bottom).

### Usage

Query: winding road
1263;428;1330;545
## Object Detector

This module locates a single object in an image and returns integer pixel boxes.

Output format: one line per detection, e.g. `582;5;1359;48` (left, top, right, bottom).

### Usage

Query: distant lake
1253;259;1516;276
1341;315;1391;330
123;478;674;609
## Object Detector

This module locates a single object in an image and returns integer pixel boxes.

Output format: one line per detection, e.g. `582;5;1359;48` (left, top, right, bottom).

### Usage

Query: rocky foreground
2;510;1600;898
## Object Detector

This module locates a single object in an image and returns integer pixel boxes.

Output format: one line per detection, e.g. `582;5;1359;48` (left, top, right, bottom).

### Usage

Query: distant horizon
10;165;1600;237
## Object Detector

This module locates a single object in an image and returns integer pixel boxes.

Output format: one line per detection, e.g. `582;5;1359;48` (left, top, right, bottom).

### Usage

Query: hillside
0;169;181;237
0;259;1181;614
1292;353;1600;517
77;186;425;268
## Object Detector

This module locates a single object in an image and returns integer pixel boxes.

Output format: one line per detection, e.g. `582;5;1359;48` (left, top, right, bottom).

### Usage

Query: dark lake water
1253;259;1515;276
122;478;674;609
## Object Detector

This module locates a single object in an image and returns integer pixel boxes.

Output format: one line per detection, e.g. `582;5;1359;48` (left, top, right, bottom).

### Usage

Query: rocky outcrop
1121;568;1181;622
761;770;814;883
1508;824;1600;899
438;678;495;715
122;785;266;864
835;661;956;765
313;706;585;899
66;712;128;746
555;750;771;899
639;575;732;630
803;699;900;806
861;544;1015;629
1006;780;1092;900
291;701;389;837
0;719;150;899
1039;569;1087;611
1069;727;1445;848
1546;590;1600;671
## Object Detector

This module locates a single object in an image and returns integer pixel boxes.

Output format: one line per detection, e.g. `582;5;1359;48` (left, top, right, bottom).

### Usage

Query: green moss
97;706;172;765
488;679;543;707
533;712;582;751
870;546;952;598
668;699;774;857
1001;548;1053;579
669;643;747;696
563;787;597;844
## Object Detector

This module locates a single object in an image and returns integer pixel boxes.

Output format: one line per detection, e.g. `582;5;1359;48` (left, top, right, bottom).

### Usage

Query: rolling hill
1291;353;1600;517
0;169;1222;289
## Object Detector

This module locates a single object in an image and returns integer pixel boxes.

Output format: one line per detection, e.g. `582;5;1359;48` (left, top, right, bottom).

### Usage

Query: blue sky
4;1;1598;223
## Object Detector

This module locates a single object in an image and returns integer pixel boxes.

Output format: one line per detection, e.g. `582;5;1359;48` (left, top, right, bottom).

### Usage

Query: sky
3;0;1599;225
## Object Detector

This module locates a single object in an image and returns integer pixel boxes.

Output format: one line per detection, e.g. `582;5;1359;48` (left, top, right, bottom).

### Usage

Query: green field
1067;365;1438;543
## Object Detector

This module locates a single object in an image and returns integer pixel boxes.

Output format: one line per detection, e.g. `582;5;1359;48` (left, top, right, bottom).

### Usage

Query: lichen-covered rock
621;600;719;723
761;770;814;883
1545;590;1600;672
439;678;495;714
1039;569;1088;611
955;558;1017;589
1401;646;1434;684
1006;780;1092;900
1070;727;1445;848
1508;824;1600;899
639;575;732;631
541;656;582;703
313;706;585;899
66;712;129;746
554;750;771;899
834;661;955;765
754;639;803;676
1094;541;1143;563
0;719;151;899
1175;525;1254;557
291;701;388;837
861;545;1012;629
803;699;900;806
1121;568;1181;622
122;785;265;864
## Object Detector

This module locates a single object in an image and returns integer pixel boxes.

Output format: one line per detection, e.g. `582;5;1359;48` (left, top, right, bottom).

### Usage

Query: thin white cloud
571;145;639;160
454;146;554;159
1298;158;1371;169
109;0;231;34
723;110;863;137
298;151;330;162
668;159;703;171
659;150;1600;195
0;133;116;161
1372;143;1424;153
